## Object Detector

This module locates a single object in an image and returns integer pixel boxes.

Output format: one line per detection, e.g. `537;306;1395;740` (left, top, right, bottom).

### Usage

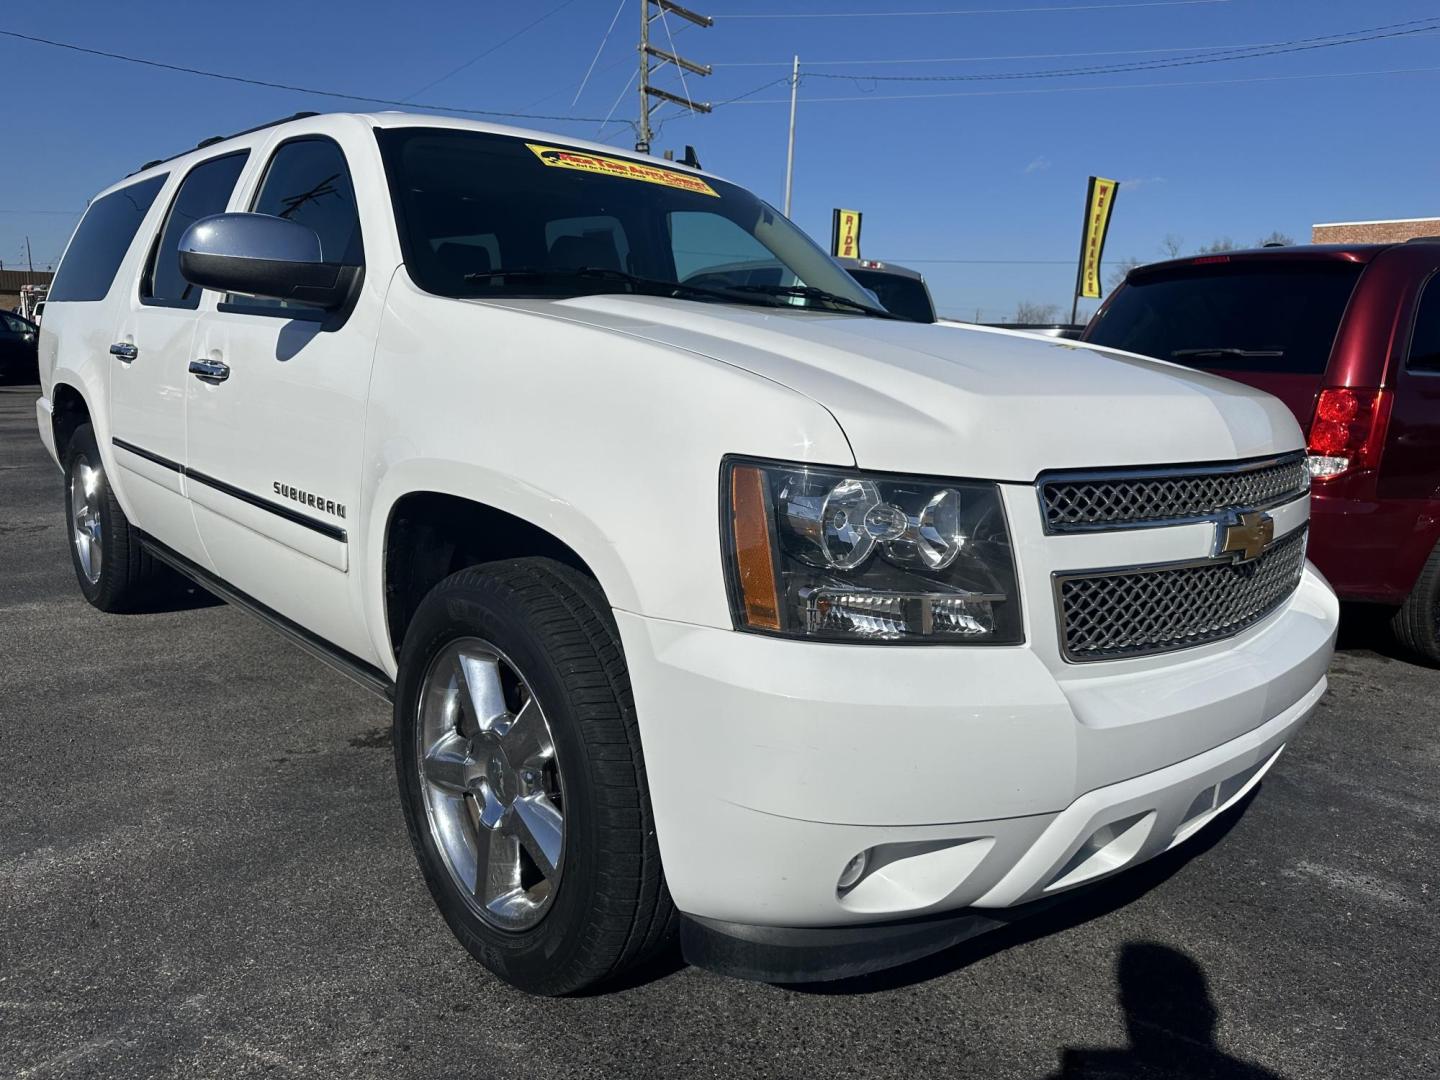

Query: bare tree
1258;230;1294;247
1196;237;1238;254
1108;257;1142;290
1014;301;1060;324
1160;234;1184;258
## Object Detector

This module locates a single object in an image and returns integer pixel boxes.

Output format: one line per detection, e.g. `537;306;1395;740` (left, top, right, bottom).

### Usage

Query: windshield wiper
462;266;788;308
1171;347;1285;359
724;282;910;320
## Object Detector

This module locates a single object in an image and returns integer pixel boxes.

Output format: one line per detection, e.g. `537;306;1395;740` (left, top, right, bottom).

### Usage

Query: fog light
837;851;869;891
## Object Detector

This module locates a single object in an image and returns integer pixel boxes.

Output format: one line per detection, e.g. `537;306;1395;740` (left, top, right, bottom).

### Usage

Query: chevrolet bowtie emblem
1216;510;1275;563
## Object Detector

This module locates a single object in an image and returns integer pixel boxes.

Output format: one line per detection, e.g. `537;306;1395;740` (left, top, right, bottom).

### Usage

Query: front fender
360;279;856;673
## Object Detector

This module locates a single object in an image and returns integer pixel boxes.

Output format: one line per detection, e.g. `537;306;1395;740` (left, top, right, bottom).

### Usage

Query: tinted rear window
1086;262;1364;374
49;175;166;303
848;269;936;323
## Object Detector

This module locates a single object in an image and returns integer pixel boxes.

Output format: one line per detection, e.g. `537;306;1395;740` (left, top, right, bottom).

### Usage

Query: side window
1408;275;1440;373
1;314;27;334
143;151;249;308
669;211;794;288
229;137;362;311
48;175;167;303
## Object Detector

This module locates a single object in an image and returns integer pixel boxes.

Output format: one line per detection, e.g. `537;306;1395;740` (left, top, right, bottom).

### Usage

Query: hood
483;295;1305;481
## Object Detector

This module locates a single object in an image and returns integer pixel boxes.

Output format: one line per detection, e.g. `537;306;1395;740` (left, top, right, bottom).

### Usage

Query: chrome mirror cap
181;212;325;265
178;212;358;310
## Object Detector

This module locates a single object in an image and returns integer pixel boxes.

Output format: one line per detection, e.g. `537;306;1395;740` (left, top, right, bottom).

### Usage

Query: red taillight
1307;387;1391;479
1192;255;1231;265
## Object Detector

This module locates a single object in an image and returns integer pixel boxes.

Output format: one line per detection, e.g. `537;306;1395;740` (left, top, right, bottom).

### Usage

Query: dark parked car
837;257;937;323
1085;242;1440;663
0;311;39;383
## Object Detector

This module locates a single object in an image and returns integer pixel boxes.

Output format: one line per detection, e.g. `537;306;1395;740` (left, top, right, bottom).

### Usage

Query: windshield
376;128;885;316
1086;262;1364;374
847;269;936;323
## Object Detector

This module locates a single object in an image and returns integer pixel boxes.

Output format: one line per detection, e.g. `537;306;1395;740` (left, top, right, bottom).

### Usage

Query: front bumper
615;562;1336;935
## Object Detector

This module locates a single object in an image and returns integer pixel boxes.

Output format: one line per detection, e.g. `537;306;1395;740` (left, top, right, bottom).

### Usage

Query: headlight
722;458;1023;644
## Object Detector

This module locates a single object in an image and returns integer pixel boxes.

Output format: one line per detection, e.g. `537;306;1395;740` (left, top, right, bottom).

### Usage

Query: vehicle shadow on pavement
1334;601;1414;664
1037;942;1286;1080
122;575;226;614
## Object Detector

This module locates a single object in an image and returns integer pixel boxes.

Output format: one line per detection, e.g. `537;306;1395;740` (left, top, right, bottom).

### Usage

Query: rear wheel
393;558;676;995
1392;541;1440;666
62;423;161;612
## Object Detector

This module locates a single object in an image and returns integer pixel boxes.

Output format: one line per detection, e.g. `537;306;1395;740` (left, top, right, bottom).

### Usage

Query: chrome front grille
1055;527;1308;662
1040;453;1309;533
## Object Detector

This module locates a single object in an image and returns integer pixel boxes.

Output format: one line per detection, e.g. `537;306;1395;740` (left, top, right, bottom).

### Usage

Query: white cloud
1023;156;1052;174
1116;176;1167;191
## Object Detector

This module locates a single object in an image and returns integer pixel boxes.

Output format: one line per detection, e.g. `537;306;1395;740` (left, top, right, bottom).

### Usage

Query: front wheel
393;558;676;995
1392;540;1440;666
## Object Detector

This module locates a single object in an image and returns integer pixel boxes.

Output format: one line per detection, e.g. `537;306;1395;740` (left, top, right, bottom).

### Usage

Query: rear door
1084;260;1366;425
109;150;251;565
1385;271;1440;500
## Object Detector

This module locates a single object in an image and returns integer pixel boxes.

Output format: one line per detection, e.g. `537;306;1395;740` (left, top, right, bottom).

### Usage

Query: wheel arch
378;485;629;662
50;381;92;463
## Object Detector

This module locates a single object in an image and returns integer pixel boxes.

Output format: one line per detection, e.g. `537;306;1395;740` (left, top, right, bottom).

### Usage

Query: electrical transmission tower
637;0;712;154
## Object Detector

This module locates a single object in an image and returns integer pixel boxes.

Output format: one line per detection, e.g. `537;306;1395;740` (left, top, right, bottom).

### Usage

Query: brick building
1;269;54;314
1312;218;1440;245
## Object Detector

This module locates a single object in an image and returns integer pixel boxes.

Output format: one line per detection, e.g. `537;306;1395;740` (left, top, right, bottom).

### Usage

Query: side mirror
178;213;360;310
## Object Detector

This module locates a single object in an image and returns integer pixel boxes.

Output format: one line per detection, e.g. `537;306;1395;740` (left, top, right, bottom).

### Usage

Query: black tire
62;423;162;612
1392;541;1440;666
393;558;676;995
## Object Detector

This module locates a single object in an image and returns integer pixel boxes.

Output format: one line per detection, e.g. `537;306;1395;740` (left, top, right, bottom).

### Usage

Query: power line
714;75;795;106
400;0;583;101
719;0;1231;18
0;27;620;126
720;63;1440;105
710;34;1439;67
571;0;628;107
804;17;1440;83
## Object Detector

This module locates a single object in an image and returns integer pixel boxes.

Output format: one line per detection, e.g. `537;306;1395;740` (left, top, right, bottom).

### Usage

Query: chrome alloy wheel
416;638;565;932
69;457;104;585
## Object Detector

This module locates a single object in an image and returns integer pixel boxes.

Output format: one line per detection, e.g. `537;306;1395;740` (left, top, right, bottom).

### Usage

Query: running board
138;535;395;701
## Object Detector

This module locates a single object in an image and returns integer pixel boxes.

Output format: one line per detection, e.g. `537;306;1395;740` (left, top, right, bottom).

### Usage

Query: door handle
109;342;138;363
189;358;230;384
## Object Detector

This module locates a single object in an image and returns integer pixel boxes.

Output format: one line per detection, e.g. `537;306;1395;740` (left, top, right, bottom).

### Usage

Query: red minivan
1085;243;1440;663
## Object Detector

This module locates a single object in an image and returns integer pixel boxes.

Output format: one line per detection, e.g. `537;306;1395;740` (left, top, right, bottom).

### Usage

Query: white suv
36;112;1337;994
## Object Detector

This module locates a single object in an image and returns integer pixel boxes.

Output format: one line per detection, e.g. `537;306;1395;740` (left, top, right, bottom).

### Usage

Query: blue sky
3;0;1438;320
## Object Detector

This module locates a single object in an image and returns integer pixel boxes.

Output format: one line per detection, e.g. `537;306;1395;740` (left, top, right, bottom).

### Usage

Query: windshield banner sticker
525;144;718;197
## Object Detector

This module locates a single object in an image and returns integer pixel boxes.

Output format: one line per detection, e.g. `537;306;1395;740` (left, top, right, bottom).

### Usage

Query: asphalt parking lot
1;381;1437;1080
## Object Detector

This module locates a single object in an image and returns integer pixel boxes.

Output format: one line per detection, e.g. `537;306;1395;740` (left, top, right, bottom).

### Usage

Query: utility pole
782;56;800;217
637;0;712;155
26;235;35;277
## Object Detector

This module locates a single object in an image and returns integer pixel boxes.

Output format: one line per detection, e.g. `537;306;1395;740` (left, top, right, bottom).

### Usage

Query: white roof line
1313;217;1440;227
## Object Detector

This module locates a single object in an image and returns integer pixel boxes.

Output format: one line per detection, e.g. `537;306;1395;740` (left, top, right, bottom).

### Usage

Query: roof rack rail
131;111;321;175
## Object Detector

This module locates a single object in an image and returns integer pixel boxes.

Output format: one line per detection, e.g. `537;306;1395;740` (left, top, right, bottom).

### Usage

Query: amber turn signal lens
729;465;783;631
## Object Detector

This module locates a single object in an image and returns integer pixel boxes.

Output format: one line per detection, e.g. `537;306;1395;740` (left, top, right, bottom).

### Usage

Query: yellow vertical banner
1075;177;1119;300
831;209;863;259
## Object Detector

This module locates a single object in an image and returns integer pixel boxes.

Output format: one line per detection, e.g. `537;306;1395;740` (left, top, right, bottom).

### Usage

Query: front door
185;134;379;659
